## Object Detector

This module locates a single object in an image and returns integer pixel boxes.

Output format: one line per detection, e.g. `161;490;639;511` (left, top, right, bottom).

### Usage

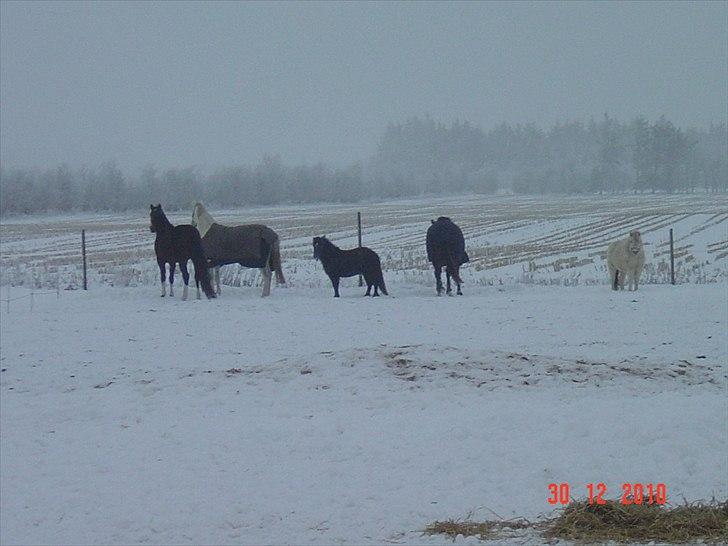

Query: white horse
607;230;645;291
191;202;285;297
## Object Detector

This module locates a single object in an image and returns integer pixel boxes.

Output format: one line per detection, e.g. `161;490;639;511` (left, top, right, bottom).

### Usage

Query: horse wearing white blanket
607;230;645;291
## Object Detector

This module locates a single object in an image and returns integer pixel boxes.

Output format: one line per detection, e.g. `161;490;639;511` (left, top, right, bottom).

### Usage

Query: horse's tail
446;248;463;284
371;253;388;296
378;274;388;296
270;238;286;285
190;234;216;299
612;268;620;291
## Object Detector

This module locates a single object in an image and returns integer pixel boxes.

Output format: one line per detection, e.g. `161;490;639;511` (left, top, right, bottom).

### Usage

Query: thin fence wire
1;288;60;313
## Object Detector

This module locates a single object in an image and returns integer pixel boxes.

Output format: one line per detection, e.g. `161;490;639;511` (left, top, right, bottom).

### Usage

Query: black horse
313;236;388;298
149;204;216;300
426;217;469;296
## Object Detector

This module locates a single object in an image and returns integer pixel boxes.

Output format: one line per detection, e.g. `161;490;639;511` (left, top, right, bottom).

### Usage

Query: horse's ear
157;204;161;208
431;219;435;224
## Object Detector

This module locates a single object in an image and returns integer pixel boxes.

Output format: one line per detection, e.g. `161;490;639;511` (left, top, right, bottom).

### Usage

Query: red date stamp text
547;483;667;505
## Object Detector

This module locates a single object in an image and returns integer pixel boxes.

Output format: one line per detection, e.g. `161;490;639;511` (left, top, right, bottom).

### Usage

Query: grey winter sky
1;1;726;171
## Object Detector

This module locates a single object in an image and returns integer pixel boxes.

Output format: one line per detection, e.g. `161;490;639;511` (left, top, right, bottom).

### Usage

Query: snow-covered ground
1;193;726;290
1;282;726;545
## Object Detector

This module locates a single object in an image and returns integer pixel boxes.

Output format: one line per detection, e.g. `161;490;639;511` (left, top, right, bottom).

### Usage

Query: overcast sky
1;1;726;171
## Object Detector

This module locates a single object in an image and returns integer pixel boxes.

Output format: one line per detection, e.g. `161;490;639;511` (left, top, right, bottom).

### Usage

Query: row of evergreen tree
1;115;725;215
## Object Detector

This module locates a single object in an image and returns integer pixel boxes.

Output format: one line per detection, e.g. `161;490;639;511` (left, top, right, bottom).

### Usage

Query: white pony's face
191;204;200;228
628;230;643;254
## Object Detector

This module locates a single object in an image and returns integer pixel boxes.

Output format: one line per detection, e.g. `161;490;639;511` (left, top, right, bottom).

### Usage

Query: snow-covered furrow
1;194;726;289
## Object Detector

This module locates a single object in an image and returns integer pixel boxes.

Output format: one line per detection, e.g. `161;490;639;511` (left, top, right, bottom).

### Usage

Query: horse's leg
363;273;372;296
452;265;463;295
434;265;443;295
214;266;221;295
169;263;176;296
446;268;452;295
609;264;618;290
633;268;641;291
260;264;272;297
158;261;166;297
179;261;190;301
331;276;340;298
628;269;637;291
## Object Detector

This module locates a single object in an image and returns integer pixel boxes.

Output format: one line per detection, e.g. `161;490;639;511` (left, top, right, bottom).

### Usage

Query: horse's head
149;204;163;232
191;202;201;228
628;230;643;254
312;236;327;260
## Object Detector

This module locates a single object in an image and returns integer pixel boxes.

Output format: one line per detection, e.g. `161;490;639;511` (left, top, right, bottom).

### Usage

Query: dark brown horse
313;236;388;298
426;217;469;295
149;204;216;300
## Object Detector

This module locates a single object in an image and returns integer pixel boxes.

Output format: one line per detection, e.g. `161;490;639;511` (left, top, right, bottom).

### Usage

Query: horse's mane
151;205;174;230
315;236;339;250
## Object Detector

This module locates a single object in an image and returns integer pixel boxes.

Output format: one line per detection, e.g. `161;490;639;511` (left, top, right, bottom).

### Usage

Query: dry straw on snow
424;517;530;541
425;499;728;543
543;499;728;544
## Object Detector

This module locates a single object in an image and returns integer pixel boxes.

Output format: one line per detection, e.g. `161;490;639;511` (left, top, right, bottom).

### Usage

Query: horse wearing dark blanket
191;202;285;297
426;216;469;296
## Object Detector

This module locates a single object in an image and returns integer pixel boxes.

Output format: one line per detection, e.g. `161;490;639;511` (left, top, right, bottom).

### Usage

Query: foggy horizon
1;1;726;172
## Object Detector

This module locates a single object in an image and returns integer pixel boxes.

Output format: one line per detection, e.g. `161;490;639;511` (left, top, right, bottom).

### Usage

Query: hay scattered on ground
544;499;728;544
423;518;530;541
424;499;728;543
424;519;494;540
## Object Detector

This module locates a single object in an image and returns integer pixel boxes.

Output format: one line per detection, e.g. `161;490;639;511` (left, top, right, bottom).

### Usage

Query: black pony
313;236;388;298
426;217;469;295
149;204;216;300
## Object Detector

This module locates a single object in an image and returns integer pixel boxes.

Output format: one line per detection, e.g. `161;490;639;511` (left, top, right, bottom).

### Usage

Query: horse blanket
201;223;279;269
426;217;469;265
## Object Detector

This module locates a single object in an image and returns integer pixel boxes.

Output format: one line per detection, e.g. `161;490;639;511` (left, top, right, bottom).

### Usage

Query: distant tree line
1;115;725;215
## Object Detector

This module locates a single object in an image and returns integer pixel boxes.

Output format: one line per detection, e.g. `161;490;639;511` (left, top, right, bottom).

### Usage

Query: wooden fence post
357;212;363;287
669;228;675;285
82;230;88;290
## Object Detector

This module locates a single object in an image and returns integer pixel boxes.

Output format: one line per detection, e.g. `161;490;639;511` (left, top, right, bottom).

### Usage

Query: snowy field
1;194;727;545
1;193;726;290
0;284;726;545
